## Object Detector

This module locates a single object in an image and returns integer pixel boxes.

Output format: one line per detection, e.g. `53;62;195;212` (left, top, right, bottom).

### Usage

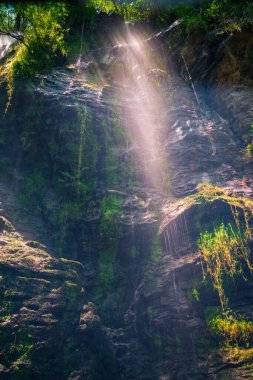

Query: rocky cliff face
0;22;253;379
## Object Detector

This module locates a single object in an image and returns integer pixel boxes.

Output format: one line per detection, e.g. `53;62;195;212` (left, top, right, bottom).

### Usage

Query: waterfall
77;105;87;198
181;54;201;107
146;18;184;41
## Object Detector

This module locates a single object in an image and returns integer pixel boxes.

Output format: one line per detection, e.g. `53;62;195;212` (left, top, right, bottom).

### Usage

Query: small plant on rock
197;197;253;356
209;312;253;348
198;219;252;310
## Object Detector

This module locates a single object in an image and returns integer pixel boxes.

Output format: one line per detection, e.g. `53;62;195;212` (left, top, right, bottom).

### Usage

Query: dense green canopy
0;0;252;101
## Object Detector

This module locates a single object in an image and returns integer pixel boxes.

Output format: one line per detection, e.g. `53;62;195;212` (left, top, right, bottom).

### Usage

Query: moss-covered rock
0;218;85;378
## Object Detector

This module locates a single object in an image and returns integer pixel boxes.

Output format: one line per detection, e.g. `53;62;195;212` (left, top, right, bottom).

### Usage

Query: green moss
130;246;137;258
0;292;20;318
175;335;181;347
101;105;134;186
98;242;117;292
145;306;164;357
63;336;77;369
99;194;124;241
11;341;33;366
221;347;253;364
145;231;163;279
163;346;172;356
19;170;48;206
244;144;253;159
147;306;153;326
93;240;129;317
189;288;200;302
59;257;84;269
52;201;81;255
154;334;162;350
185;183;253;212
151;235;163;262
0;328;34;369
161;183;252;234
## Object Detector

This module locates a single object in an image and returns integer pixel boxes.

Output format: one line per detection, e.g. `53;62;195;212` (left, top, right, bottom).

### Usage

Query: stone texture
0;23;253;380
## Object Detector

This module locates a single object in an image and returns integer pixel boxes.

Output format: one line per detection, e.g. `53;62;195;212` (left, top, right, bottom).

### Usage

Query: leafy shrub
0;3;69;103
209;313;253;347
198;220;252;310
89;0;150;22
244;144;253;160
151;0;253;34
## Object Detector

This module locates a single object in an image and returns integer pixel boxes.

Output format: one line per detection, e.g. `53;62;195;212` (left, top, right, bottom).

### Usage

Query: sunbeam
101;25;168;191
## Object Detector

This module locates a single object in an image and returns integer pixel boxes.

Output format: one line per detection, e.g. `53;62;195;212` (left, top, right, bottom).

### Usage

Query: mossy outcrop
0;216;120;379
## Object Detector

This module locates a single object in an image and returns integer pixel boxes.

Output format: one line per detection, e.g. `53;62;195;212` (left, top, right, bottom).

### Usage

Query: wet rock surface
0;24;253;380
0;215;121;379
176;27;253;144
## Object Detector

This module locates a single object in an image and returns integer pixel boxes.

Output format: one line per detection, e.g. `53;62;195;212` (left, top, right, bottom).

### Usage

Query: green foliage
0;328;34;368
19;169;48;205
222;346;253;364
11;341;33;367
98;242;117;291
150;234;163;262
51;201;81;256
67;2;97;31
80;109;99;190
192;288;200;302
55;107;98;198
99;194;124;240
198;220;252;310
209;312;253;348
94;240;127;318
204;306;220;323
250;121;253;136
145;232;163;279
57;202;81;224
186;183;253;212
187;184;253;353
159;3;206;30
152;0;253;34
186;278;201;303
0;0;251;106
147;305;153;326
244;144;253;160
102;108;133;186
204;0;253;32
0;3;69;102
89;0;151;22
89;0;253;28
130;246;137;258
